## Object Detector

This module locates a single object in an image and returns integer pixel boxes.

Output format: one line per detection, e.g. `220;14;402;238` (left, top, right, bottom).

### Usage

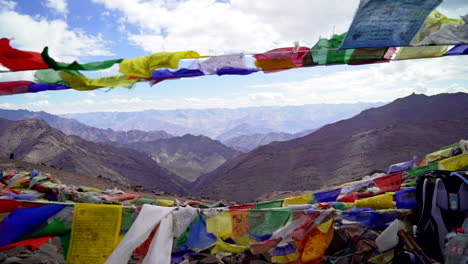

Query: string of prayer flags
41;47;123;71
0;38;48;71
341;0;443;49
119;51;201;78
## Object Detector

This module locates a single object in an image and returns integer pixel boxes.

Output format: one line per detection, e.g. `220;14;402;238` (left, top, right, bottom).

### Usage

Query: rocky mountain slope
0;109;172;144
192;93;468;202
123;134;240;182
222;129;317;152
0;118;187;194
62;103;383;137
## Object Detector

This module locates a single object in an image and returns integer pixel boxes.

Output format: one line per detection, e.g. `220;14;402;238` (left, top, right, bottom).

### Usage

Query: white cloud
44;0;68;15
0;8;113;68
0;0;16;11
24;93;50;99
92;0;359;54
248;92;285;104
30;100;50;106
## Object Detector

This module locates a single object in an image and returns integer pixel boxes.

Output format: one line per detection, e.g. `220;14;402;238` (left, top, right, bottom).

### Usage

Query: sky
0;0;467;114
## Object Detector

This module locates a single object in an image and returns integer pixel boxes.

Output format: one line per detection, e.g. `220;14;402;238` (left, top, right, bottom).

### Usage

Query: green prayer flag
27;218;70;238
120;209;134;231
348;47;389;63
311;33;354;65
34;69;70;85
42;47;123;71
248;208;292;236
406;163;439;177
60;232;71;257
29;176;48;189
255;200;283;209
135;198;156;206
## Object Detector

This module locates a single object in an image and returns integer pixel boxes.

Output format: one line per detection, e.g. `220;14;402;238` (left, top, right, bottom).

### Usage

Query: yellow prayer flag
206;211;233;240
211;240;250;254
426;147;457;164
12;176;28;188
317;218;333;233
119;51;201;78
156;199;175;207
283;194;312;207
439;153;468;171
61;72;138;91
232;236;256;246
396;10;464;60
355;193;394;210
67;203;122;264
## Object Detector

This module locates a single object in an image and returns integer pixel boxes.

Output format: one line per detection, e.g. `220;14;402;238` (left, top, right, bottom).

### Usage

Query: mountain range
61;103;384;138
222;129;317;152
192;93;468;202
123;134;240;182
0;118;187;194
0;109;172;144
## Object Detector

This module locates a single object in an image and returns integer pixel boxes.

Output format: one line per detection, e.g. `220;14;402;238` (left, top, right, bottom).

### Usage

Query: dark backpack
414;170;468;262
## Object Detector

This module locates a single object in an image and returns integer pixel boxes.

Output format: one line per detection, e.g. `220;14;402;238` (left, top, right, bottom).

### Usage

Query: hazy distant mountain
192;93;468;202
0;109;172;144
123;134;240;182
0;118;187;194
62;103;384;137
215;123;276;143
222;129;318;152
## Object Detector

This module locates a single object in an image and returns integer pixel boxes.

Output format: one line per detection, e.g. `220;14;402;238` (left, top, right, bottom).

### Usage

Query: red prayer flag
0;199;20;213
0;38;49;71
0;81;32;95
0;236;52;251
373;172;404;192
